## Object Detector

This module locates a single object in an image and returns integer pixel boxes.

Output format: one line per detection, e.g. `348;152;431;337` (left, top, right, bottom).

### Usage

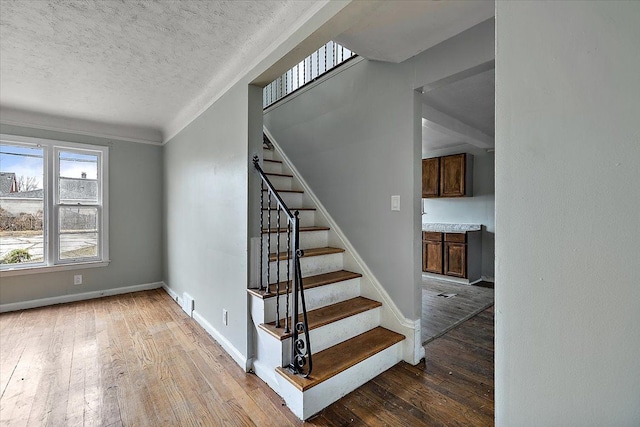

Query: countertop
422;223;482;233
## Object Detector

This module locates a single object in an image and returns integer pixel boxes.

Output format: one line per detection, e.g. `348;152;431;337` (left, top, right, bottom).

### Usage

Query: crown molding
0;107;163;145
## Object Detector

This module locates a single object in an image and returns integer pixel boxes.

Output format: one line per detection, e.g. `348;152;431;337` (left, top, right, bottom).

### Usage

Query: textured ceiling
0;0;318;142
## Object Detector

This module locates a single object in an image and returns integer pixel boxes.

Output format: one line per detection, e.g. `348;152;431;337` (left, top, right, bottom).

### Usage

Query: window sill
0;260;110;277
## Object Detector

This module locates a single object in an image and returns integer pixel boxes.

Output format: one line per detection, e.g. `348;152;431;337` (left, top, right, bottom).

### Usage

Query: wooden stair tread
262;207;315;211
265;172;293;178
269;247;344;262
262;188;304;194
263;159;282;164
275;327;405;391
258;297;381;340
262;226;329;234
247;270;362;300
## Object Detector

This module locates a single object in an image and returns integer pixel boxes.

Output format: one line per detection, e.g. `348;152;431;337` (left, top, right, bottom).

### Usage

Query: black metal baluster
275;207;281;328
324;42;327;75
289;211;312;377
259;181;264;291
285;220;291;334
266;192;272;294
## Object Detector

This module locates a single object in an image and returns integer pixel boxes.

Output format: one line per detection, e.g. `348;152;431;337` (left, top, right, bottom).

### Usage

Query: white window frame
0;134;109;276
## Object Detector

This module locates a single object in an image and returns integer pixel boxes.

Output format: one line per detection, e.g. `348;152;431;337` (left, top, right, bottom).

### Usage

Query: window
0;135;109;274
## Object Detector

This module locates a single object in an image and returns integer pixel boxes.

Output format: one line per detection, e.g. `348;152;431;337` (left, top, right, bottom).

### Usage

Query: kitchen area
419;67;495;344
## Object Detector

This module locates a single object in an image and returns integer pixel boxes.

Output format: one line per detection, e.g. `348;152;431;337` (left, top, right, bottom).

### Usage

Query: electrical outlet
222;309;228;326
73;275;82;285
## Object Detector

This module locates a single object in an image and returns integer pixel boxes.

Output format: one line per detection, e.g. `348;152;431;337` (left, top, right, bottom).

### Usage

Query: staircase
248;141;405;420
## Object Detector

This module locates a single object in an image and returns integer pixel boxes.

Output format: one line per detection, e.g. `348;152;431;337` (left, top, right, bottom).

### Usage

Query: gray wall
264;19;495;320
163;83;262;364
0;123;163;304
423;145;495;279
496;1;640;425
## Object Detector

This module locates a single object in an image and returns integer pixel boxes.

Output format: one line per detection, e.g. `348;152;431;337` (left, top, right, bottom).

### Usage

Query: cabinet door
444;242;467;278
423;240;443;274
422;158;440;198
440;154;466;197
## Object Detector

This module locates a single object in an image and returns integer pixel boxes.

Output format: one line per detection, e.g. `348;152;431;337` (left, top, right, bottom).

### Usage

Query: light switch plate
391;195;400;211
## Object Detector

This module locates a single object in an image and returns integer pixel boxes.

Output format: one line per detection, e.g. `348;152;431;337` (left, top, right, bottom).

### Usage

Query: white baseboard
0;281;164;313
161;283;249;372
192;310;249;372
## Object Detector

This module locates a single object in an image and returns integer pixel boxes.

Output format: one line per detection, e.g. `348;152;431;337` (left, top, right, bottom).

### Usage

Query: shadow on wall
481;226;494;281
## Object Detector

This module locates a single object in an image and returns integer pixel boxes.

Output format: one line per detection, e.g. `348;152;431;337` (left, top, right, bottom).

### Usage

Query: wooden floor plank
0;289;494;426
421;277;494;344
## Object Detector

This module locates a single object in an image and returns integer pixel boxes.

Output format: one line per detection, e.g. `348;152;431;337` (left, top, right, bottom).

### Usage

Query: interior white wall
0;123;163;304
163;83;253;364
423;145;495;279
495;1;640;425
264;19;495;320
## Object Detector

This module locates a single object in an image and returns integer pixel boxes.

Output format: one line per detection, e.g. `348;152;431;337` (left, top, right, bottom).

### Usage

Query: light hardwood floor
0;289;494;426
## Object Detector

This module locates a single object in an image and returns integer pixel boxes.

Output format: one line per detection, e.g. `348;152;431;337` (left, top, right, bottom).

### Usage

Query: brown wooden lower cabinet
422;230;482;282
423;239;443;274
444;242;466;277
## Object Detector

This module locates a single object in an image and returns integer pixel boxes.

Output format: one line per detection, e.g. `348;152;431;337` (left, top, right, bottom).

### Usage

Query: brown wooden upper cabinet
421;157;440;198
422;153;473;198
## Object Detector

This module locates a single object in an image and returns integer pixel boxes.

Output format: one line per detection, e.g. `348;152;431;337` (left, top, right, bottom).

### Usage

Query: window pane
59;151;98;203
0;144;45;266
59;206;98;260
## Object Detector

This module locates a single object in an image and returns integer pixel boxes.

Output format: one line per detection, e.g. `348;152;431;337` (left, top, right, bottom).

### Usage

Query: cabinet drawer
423;232;442;242
444;232;467;243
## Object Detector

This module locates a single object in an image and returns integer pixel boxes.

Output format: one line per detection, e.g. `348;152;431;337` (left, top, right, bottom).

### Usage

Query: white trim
162;0;345;144
264;128;424;364
1;134;109;271
0;118;162;146
192;310;249;372
162;282;179;302
0;260;110;277
422;272;482;285
161;283;249;372
0;281;163;313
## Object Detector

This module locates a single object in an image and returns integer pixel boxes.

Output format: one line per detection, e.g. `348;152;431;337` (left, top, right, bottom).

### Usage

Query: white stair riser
264;175;292;190
258;278;361;324
277;342;404;420
265;191;302;208
262;230;328;253
280;308;381;365
262;161;282;174
254;328;286;377
267;253;343;284
263;149;276;161
261;210;315;228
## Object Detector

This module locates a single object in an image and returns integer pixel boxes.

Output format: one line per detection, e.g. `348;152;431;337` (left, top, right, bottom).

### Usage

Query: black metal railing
263;41;356;109
253;155;312;377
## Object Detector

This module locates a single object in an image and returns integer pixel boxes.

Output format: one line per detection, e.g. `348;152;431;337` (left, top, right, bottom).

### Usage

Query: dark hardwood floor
0;289;494;426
